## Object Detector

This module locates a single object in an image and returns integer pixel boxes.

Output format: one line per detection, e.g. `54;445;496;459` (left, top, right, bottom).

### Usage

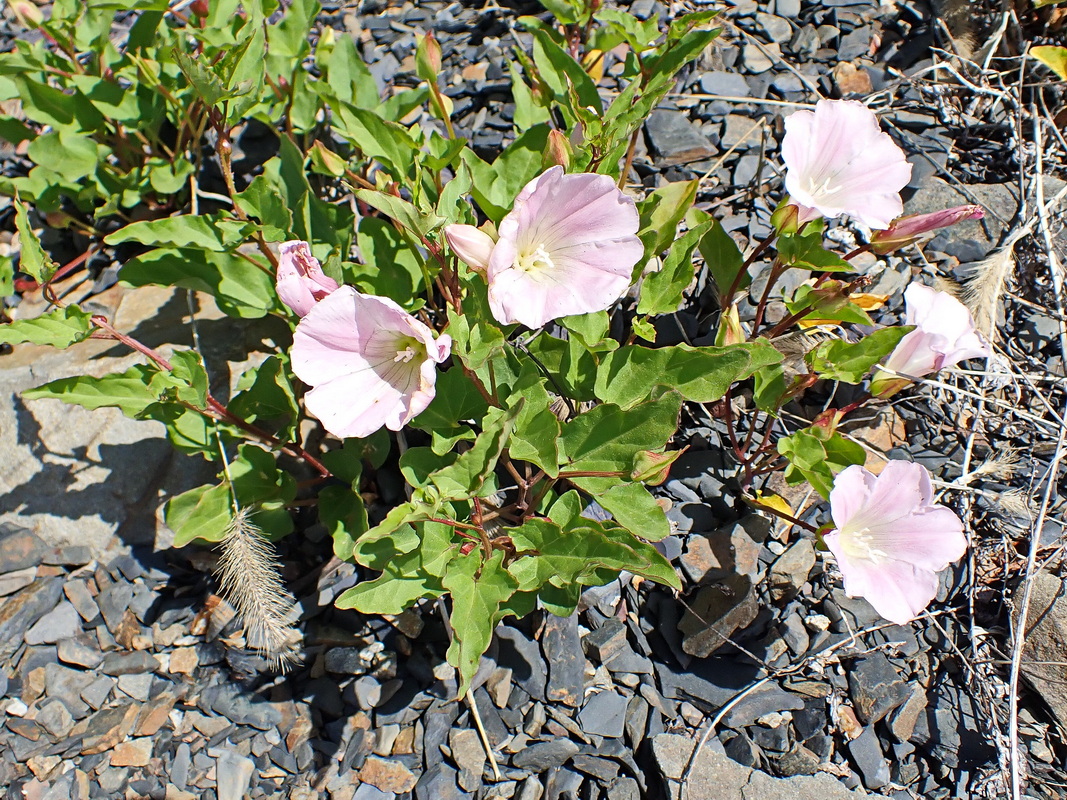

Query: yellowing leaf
1032;45;1067;79
849;292;890;311
582;49;605;83
752;491;792;519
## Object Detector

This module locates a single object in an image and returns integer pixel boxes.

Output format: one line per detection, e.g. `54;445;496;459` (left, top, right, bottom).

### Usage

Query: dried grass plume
962;238;1019;342
216;507;303;670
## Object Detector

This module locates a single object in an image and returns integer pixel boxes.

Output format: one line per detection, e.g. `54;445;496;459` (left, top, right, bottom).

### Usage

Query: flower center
392;337;422;364
517;243;554;274
805;173;844;200
837;526;889;563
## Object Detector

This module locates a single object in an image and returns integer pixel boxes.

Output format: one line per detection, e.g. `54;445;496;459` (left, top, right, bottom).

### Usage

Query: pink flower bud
275;241;340;317
870;205;984;254
444;224;496;274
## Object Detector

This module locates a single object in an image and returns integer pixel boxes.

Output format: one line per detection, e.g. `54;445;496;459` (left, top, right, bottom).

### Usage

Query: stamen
517;243;554;274
394;346;417;363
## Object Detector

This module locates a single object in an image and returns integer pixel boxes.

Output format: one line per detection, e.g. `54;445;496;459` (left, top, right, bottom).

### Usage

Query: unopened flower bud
9;1;42;28
770;200;800;235
870;204;984;254
416;32;442;84
191;0;210;17
444;224;496;274
543;129;572;170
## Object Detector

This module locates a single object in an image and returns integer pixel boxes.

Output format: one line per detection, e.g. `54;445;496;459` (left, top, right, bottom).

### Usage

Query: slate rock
775;743;819;776
721;684;805;730
542;613;584;707
449;728;485;792
888;685;927;743
700;71;752;97
199;684;282;730
847;653;910;724
496;625;547;701
1018;571;1067;731
215;750;255;800
0;525;50;573
414;762;468;800
768;540;815;602
653;733;867;800
101;651;159;676
25;601;81;646
578;691;628;738
678;574;759;657
511;738;580;771
81;703;139;755
847;726;890;790
0;578;63;663
645;110;717;167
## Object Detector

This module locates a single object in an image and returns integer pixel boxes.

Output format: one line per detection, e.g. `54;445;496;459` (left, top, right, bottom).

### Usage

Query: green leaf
354;189;444;239
229;356;298;441
26;131;101;182
235;174;293;239
173;48;234;107
529;29;601;120
594;482;670;541
318;485;369;562
786;283;873;327
638;178;699;264
806;327;913;384
778;230;853;272
350;216;424;308
777;429;865;499
411;367;488;433
559;390;682;493
506;363;560;477
333;105;418;180
400;447;457;489
752;362;788;414
699;216;747;299
0;305;93;348
447;307;508;372
444;550;519;694
638;219;710;314
428;403;521;499
165;483;233;547
22;364;159;416
594;341;783;408
13;197;55;283
119;247;275;319
105;215;249;251
336;551;446;615
539;0;581;24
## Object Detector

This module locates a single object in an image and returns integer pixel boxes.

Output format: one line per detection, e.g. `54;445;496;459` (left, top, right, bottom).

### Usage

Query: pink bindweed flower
870;283;989;397
448;166;643;329
871;205;985;254
823;460;968;624
276;241;340;317
781;99;912;230
290;286;451;439
443;224;495;274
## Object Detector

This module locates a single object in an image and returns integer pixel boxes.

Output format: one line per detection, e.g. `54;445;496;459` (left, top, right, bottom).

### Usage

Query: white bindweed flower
781;99;912;230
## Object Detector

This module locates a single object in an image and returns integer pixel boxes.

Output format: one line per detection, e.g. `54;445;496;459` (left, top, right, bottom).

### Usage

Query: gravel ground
1;0;1066;798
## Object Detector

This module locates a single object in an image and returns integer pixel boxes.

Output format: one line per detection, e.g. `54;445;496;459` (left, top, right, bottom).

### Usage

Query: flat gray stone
215;750;255;800
25;600;81;645
645;110;717;167
652;733;867;800
578;691;628;738
0;577;63;663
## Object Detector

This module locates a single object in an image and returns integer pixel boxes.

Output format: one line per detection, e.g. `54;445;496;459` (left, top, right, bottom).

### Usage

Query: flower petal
829;463;878;529
782;99;911;228
825;545;941;625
